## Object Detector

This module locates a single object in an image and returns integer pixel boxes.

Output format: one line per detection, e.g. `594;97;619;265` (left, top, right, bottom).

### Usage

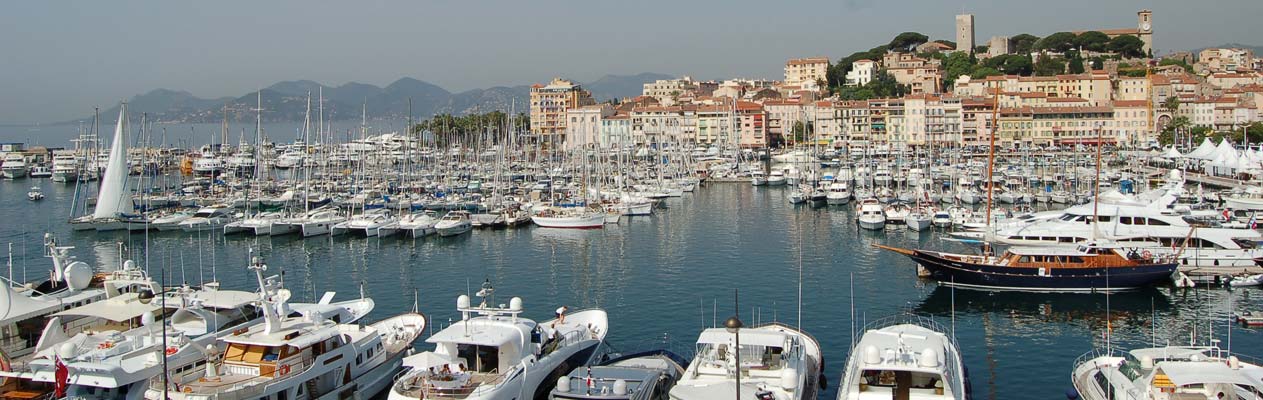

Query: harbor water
2;178;1260;399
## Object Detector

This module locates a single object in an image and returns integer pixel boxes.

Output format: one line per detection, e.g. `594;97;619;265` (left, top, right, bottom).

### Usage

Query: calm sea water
1;178;1260;400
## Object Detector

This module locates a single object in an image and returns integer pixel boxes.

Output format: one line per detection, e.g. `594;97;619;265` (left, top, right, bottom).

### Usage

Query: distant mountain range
74;73;673;125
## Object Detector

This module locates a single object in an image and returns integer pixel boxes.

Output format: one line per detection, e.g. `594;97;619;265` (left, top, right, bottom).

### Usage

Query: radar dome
57;343;76;360
509;297;522;312
457;295;470;309
780;367;798;390
63;261;92;292
123;260;136;271
919;348;940;368
141;311;155;326
555;377;570;393
863;345;881;365
613;379;628;395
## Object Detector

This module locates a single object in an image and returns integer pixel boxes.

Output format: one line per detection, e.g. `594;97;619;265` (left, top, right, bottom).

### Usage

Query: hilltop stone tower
955;14;975;54
1137;10;1153;54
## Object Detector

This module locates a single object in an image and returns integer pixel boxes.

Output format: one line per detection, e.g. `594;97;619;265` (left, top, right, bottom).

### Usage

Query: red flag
54;356;68;397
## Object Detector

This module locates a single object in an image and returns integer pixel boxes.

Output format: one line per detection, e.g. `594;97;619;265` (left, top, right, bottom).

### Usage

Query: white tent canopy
1162;146;1182;159
1186;138;1217;160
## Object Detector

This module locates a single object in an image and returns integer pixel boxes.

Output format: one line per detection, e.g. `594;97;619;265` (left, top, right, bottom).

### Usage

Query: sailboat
68;104;140;232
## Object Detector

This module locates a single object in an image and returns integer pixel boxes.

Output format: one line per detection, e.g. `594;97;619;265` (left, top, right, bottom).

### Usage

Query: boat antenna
849;272;856;350
6;243;11;288
951;276;956;339
414;288;420;314
797;233;803;331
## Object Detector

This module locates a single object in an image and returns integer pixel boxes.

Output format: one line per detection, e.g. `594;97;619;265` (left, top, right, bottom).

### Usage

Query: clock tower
1137;10;1153;55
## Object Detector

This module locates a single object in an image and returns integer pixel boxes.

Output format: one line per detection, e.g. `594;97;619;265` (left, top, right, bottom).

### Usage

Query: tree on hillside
1159;58;1194;73
942;51;975;88
983;54;1033;76
1033;56;1066;76
975;45;989;54
1035;32;1078;53
1109;35;1147;58
1068;52;1086;74
1074;31;1111;52
970;67;1003;79
935;39;957;49
1162;96;1180;112
1010;34;1041;54
888;32;929;52
1089;56;1105;70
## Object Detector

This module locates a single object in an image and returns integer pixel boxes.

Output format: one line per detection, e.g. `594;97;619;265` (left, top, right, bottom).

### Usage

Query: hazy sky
2;0;1260;124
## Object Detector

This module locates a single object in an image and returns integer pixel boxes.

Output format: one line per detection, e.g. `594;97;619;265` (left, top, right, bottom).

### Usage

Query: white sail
92;104;131;219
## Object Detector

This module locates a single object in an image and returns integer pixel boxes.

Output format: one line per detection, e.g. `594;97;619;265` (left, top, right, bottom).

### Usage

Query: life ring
165;347;179;356
279;364;291;375
97;341;114;350
1141;250;1153;260
183;386;193;393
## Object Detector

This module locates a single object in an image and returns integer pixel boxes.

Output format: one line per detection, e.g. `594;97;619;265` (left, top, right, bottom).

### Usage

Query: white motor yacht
177;205;236;232
334;208;396;237
391;210;440;238
388;282;608;400
223;211;287;235
0;234;158;360
298;207;347;237
2;153;28;179
857;199;887;230
827;182;852;205
146;260;425;400
669;322;822;400
1071;344;1262;400
435;210;474;237
149;209;196;231
767;170;788;186
549;349;687;400
50;150;80;183
837;314;968;400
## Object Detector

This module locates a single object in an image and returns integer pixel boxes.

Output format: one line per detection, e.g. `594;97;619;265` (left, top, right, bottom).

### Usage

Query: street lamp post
725;315;744;400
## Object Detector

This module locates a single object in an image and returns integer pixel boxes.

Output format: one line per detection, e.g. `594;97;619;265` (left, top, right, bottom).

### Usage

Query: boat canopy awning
1005;246;1088;256
1155;362;1263;387
186;290;257;310
697;328;786;347
52;293;160;322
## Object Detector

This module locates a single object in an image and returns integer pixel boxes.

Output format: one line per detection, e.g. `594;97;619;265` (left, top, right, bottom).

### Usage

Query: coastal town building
882;53;943;94
642;77;698;106
846;60;878;87
1196;48;1256;74
784;58;830;89
529;78;595;144
563;104;614;150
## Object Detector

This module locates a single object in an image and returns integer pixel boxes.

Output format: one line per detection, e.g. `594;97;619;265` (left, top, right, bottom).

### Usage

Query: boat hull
905;250;1178;293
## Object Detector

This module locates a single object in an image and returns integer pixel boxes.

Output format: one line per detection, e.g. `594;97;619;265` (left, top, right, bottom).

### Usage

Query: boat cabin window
1233;239;1258;249
859;369;945;395
457;344;500;373
1017;256;1031;263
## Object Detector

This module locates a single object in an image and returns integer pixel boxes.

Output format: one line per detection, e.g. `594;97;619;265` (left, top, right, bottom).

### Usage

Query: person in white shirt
555;305;568;324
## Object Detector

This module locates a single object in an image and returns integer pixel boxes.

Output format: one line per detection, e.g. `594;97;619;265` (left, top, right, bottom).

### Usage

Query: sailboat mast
984;88;999;231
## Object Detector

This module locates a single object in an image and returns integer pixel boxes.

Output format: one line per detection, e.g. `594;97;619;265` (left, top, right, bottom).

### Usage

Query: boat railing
856;313;959;350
